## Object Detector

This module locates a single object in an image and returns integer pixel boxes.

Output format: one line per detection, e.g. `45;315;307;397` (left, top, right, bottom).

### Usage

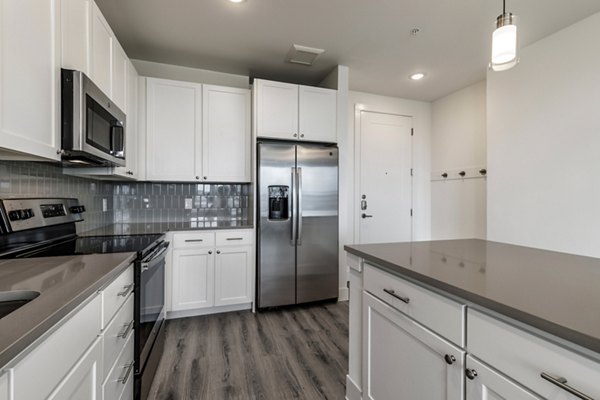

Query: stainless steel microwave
61;69;126;167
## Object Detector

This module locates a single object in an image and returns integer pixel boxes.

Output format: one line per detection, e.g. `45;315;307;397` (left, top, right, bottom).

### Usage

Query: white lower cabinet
0;264;134;400
465;355;541;400
172;248;215;311
169;230;254;317
48;337;103;400
362;292;464;400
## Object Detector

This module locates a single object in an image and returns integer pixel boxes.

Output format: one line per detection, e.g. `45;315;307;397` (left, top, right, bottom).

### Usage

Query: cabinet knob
465;368;478;380
203;176;207;180
300;134;305;138
216;250;221;254
195;176;200;180
444;354;456;365
293;133;298;137
208;250;212;255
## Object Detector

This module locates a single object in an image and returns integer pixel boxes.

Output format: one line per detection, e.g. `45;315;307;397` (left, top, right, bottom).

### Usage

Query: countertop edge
344;245;600;357
0;253;137;369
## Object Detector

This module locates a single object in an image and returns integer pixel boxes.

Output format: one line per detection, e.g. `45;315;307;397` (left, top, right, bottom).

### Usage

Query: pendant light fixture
490;0;519;71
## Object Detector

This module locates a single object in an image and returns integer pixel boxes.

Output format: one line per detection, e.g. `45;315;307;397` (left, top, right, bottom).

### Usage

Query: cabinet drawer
102;330;134;400
102;295;134;380
363;263;465;346
173;232;215;249
215;230;254;247
468;309;600;399
12;294;102;400
102;265;134;328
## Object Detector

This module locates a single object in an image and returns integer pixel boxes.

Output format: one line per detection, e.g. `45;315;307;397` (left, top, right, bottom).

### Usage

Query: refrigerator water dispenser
268;186;289;220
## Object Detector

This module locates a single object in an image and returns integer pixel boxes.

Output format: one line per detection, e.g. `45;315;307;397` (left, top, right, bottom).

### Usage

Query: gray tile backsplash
0;161;114;233
0;161;252;233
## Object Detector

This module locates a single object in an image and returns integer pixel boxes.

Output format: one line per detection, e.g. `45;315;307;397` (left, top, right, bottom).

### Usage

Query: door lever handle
362;213;373;219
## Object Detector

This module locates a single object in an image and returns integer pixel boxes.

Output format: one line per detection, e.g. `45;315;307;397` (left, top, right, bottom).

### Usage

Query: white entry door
358;111;412;244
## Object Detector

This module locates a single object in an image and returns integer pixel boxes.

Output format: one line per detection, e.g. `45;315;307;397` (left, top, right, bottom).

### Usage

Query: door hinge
410;209;413;217
411;128;414;136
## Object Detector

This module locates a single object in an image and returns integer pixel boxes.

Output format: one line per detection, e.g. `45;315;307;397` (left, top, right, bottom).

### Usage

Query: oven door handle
141;243;169;272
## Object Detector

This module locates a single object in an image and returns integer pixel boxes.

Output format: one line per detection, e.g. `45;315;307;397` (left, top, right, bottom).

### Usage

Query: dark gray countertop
81;222;254;236
0;253;136;367
345;239;600;355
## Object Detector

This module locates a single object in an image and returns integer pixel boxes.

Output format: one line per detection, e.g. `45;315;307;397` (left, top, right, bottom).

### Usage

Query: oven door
135;241;168;374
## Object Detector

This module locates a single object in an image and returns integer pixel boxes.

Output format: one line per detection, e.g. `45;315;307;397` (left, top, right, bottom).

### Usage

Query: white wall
339;91;431;284
487;12;600;257
132;59;250;88
431;81;487;240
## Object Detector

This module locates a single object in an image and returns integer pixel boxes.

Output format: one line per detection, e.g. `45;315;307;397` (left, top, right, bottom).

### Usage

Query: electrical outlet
185;198;193;210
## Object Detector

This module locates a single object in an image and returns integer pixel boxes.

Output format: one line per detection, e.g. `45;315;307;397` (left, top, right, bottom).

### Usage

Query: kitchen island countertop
0;252;136;368
345;239;600;355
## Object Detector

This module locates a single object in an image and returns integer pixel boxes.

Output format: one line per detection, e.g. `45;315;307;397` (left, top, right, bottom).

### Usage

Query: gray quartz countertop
0;253;136;368
345;239;600;355
81;222;254;236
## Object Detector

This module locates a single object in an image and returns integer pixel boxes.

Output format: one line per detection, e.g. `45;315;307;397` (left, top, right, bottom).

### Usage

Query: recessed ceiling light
228;0;246;3
409;73;425;81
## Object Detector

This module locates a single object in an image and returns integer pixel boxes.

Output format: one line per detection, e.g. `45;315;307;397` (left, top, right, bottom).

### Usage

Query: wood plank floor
147;301;349;400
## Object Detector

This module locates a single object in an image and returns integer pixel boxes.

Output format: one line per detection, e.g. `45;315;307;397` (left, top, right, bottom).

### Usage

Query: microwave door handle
109;126;116;155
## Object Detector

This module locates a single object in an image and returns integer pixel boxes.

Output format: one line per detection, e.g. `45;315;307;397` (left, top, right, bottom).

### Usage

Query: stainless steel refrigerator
257;141;339;308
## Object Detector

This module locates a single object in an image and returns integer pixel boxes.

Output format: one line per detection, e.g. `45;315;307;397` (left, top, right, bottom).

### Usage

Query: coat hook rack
431;167;488;182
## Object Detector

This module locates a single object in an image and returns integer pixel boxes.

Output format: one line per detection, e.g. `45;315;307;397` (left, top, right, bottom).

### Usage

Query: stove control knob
8;210;20;221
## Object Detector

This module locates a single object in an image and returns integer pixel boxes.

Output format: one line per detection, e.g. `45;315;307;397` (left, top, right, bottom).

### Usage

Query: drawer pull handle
444;354;456;365
119;362;135;385
465;368;478;380
541;372;593;400
226;237;243;241
383;288;410;304
185;239;204;242
117;283;134;297
118;320;134;339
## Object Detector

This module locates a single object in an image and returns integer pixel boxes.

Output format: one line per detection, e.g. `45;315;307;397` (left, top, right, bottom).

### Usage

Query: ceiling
95;0;600;101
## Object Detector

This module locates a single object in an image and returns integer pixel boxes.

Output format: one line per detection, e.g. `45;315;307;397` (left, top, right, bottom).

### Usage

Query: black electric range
0;198;168;400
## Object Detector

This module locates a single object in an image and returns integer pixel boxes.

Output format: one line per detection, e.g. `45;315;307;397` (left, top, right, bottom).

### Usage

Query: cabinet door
91;2;112;97
171;248;214;311
61;0;92;75
0;0;61;161
202;85;251;182
115;61;139;179
299;85;337;143
146;78;202;181
214;245;253;306
255;79;299;140
362;292;464;400
0;371;10;400
465;356;541;400
111;42;128;111
47;337;102;400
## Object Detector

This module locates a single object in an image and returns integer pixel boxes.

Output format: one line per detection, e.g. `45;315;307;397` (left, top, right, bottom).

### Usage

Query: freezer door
257;142;297;308
296;144;339;303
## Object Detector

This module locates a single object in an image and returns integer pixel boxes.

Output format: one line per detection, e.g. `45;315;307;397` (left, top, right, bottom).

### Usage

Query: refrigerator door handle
297;167;303;245
291;167;297;245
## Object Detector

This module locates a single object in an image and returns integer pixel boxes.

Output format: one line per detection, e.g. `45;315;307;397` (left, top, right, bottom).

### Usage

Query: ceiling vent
285;44;324;66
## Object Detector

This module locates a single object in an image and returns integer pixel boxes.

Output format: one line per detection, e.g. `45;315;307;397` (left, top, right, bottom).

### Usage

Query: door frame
353;106;414;244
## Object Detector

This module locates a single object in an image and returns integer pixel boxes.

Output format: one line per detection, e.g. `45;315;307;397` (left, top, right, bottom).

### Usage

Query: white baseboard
345;375;362;400
166;303;252;320
338;286;349;301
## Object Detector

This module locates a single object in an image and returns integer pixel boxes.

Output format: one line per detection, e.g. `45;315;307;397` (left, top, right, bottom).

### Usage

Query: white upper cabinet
91;1;112;97
299;85;337;143
255;79;299;140
146;78;202;181
255;79;337;143
61;0;92;75
111;42;128;111
114;61;139;179
0;0;61;161
202;85;251;182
